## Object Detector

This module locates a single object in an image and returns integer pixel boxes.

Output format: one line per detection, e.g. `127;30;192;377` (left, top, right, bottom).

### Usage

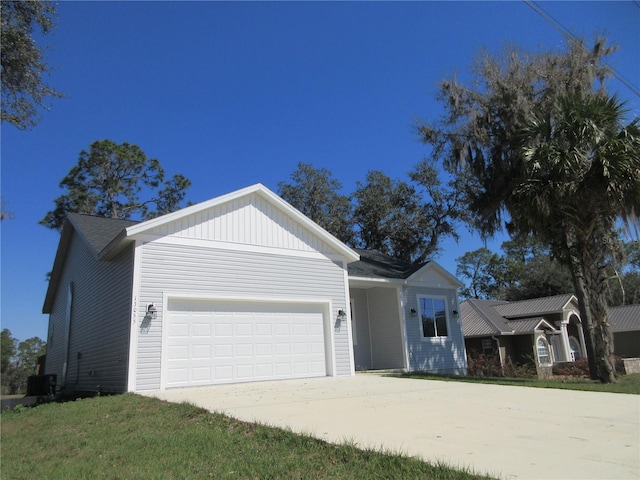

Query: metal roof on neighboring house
461;298;512;337
508;317;557;334
608;304;640;333
493;293;576;318
461;296;563;338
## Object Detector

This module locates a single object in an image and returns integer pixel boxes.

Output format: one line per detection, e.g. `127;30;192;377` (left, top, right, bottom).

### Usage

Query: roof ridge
500;292;574;306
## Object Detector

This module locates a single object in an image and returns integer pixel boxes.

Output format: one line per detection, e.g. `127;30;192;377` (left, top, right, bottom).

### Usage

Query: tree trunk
568;236;617;383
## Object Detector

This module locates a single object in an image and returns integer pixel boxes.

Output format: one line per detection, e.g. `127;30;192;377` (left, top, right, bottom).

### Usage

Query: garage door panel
255;343;272;356
215;365;233;379
215;323;233;336
192;323;212;337
192;345;211;359
236;343;253;356
235;323;253;336
168;345;188;360
192;367;211;382
165;300;327;388
216;344;233;358
169;322;189;337
255;323;272;336
274;323;290;335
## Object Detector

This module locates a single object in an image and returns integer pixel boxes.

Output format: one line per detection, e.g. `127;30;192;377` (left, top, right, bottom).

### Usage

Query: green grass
1;394;492;480
398;372;640;394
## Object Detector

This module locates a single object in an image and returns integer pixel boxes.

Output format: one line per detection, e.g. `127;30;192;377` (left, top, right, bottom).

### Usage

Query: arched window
569;336;582;360
537;337;552;366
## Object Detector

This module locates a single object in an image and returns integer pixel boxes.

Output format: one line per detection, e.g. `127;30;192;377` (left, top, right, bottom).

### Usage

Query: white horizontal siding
44;232;133;393
134;241;349;391
403;286;467;374
147;193;336;255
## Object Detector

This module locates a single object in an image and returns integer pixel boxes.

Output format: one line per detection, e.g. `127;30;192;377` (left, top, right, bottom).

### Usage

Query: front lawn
1;394;492;479
399;372;640;394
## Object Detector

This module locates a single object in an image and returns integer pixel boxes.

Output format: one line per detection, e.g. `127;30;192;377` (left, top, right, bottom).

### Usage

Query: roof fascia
43;220;74;313
348;276;404;288
535;318;558;332
100;183;360;263
99;228;129;260
562;295;579;310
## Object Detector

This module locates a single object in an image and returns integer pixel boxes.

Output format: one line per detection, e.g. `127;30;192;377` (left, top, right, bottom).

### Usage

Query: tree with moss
420;37;639;382
1;0;63;129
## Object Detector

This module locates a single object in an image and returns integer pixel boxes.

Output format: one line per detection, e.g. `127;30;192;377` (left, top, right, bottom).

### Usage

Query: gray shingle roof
608;304;640;333
347;249;427;279
67;213;139;255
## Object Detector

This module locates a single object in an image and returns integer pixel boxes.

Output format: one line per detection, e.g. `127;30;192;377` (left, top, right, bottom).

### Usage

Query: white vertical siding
367;287;405;370
147;193;336;255
44;232;134;393
403;286;467;374
134;241;350;391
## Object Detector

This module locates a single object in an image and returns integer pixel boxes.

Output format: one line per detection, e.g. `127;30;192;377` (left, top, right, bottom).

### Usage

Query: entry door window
418;296;448;338
569;336;582;360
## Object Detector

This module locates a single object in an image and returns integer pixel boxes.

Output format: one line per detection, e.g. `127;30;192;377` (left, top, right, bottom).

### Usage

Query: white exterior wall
367;287;405;370
349;288;373;370
131;241;351;391
146;192;336;255
403;285;467;375
45;231;134;393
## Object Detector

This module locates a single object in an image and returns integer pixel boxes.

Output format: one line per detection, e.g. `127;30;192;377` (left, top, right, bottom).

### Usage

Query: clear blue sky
2;1;639;342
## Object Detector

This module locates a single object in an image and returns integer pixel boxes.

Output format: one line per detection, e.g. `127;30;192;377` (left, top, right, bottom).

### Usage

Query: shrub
466;350;504;377
553;358;590;378
503;358;537;378
467;350;537;378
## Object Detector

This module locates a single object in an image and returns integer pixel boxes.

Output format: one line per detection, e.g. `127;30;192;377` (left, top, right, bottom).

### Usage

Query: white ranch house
43;184;467;394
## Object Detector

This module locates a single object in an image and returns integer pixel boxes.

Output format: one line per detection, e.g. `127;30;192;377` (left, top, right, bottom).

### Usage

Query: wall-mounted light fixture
147;304;157;319
337;309;346;319
410;308;417;317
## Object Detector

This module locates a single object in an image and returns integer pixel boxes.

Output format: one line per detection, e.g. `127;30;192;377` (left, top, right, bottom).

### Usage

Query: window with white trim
537;337;552;366
418;296;448;338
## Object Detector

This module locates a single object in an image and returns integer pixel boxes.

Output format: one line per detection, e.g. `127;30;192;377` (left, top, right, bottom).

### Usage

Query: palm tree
511;92;640;382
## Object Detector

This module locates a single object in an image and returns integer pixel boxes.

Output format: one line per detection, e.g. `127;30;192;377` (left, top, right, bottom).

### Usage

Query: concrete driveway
142;374;639;480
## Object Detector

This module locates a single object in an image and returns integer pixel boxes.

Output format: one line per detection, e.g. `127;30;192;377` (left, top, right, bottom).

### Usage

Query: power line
525;0;640;99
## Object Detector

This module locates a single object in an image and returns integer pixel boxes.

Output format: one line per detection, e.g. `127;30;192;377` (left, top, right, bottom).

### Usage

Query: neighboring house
349;250;467;375
43;184;466;395
609;304;640;358
460;294;587;374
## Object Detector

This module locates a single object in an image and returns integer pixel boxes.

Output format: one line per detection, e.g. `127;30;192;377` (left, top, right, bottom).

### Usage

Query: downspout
492;336;505;374
62;283;74;388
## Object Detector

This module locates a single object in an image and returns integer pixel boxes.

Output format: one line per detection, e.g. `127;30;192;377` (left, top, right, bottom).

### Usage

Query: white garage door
164;299;327;388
